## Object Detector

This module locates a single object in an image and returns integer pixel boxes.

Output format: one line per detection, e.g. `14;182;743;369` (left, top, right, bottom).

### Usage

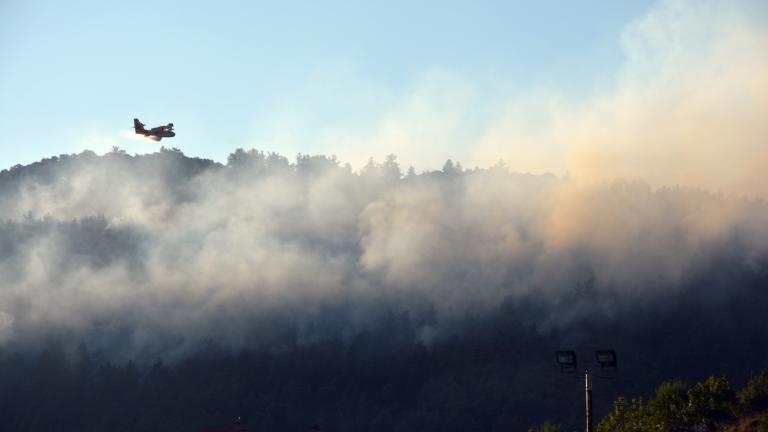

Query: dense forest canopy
0;148;766;431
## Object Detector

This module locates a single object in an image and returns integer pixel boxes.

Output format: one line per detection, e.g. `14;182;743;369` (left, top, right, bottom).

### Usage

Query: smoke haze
1;148;766;362
2;1;767;430
308;0;768;197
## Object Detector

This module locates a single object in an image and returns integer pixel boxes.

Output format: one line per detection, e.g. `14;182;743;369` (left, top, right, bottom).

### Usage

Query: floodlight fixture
555;350;577;372
595;350;617;369
552;349;618;432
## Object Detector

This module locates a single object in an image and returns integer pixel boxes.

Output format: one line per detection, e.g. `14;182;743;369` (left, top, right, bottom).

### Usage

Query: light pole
585;370;593;432
555;349;617;432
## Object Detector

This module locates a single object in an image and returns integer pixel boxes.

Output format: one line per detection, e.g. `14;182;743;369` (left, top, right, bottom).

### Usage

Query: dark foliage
0;149;766;431
597;374;768;431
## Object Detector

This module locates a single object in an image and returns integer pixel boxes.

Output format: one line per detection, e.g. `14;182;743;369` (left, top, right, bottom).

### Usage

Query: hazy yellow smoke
475;0;768;197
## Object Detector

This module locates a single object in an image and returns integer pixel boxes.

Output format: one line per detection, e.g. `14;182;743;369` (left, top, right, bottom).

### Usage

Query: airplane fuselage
144;130;175;139
134;118;175;141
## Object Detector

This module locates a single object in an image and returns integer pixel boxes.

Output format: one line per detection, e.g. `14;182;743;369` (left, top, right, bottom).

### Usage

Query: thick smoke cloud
1;148;766;361
475;0;768;197
256;1;768;199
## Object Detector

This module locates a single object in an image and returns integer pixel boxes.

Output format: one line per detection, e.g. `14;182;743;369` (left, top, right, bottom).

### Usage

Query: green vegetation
597;373;768;431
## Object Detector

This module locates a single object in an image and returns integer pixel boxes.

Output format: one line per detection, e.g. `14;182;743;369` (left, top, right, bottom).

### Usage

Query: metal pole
585;369;593;432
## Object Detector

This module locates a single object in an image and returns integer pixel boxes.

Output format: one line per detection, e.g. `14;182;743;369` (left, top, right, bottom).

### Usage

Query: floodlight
555;350;577;372
595;350;617;369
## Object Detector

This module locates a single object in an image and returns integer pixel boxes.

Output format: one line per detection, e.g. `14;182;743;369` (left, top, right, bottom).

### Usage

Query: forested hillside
0;148;766;431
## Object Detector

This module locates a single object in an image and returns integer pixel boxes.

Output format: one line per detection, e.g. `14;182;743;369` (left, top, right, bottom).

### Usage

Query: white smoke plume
319;0;768;198
2;0;767;362
0;148;766;361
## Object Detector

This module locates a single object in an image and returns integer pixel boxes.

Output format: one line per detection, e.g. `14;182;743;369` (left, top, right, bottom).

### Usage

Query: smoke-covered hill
0;147;766;431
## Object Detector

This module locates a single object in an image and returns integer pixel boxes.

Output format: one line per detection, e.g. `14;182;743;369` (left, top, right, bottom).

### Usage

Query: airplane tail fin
133;118;146;134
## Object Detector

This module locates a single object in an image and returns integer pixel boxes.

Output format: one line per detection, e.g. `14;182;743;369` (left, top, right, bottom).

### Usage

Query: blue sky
3;0;767;191
0;0;658;170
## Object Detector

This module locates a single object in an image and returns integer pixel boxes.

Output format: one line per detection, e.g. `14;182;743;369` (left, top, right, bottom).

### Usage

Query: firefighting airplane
133;118;175;141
